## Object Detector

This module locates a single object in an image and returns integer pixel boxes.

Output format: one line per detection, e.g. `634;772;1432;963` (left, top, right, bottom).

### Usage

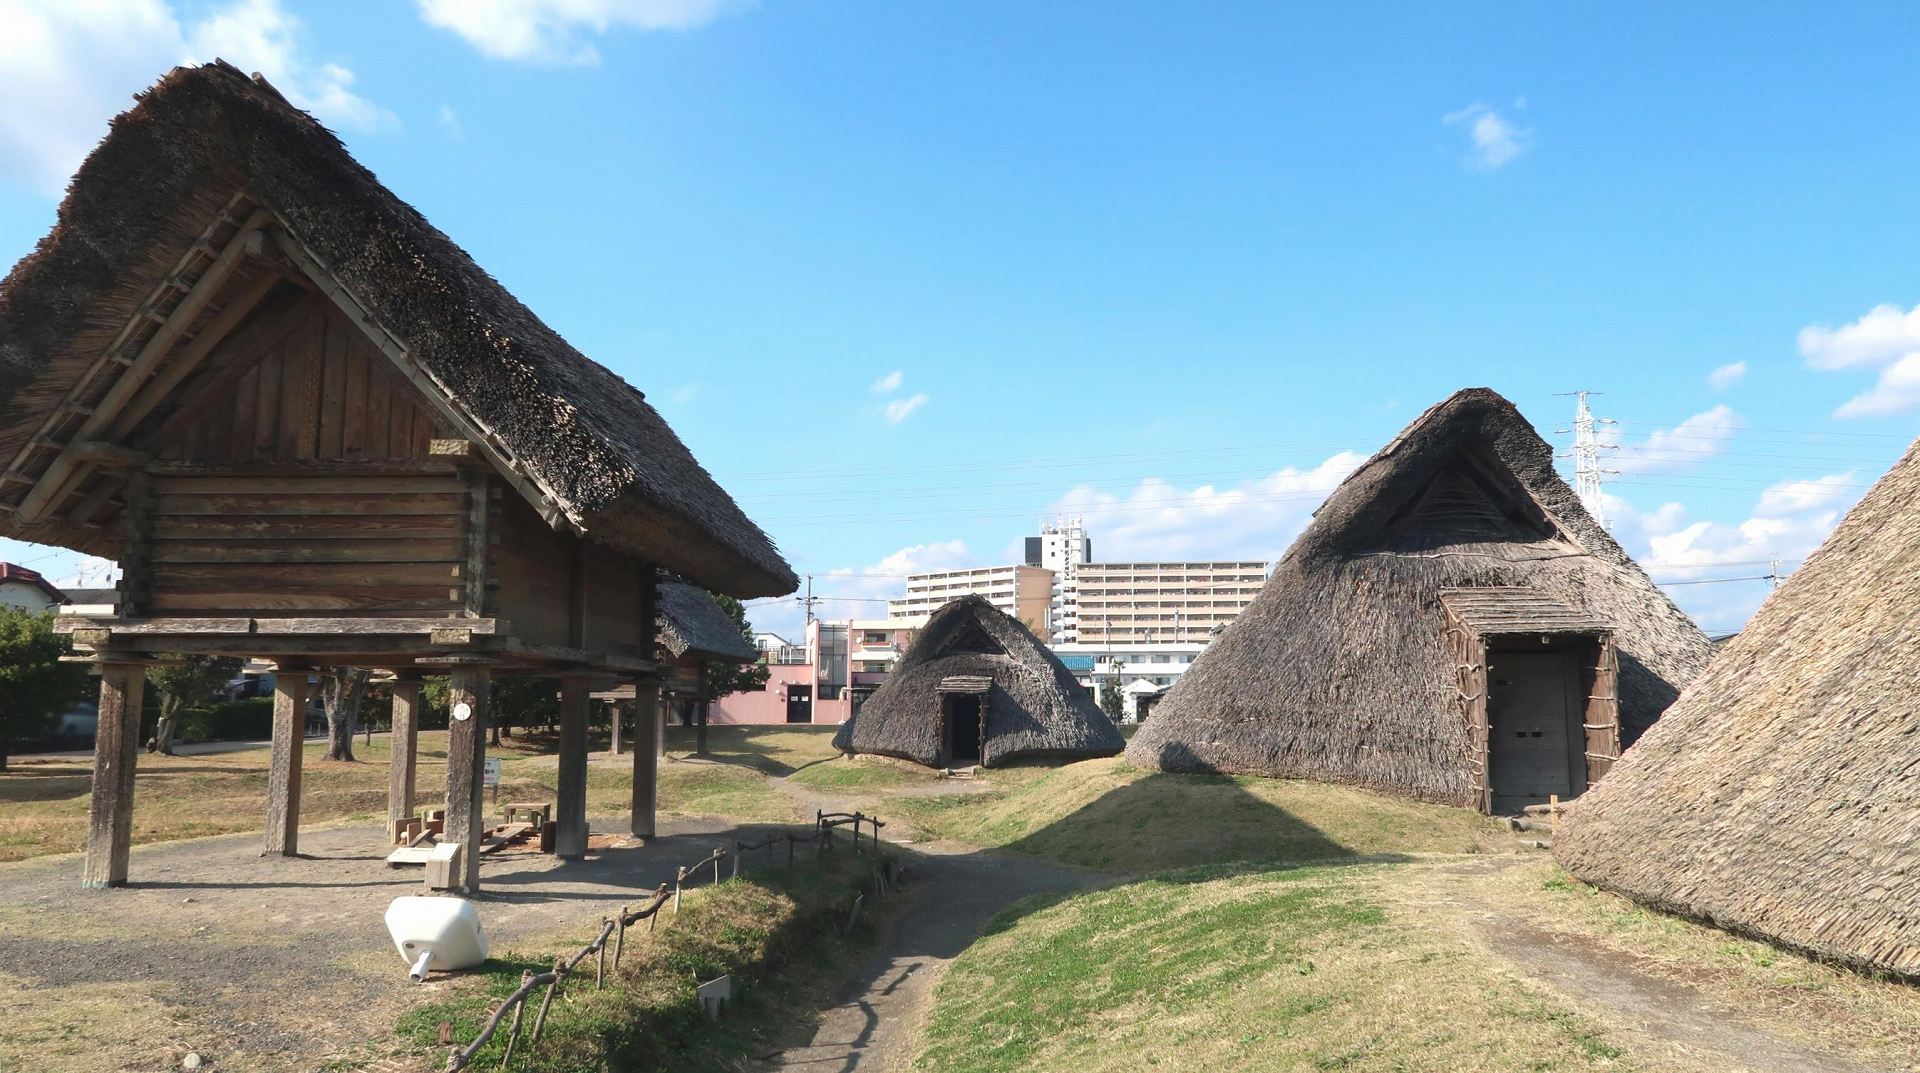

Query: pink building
710;618;917;726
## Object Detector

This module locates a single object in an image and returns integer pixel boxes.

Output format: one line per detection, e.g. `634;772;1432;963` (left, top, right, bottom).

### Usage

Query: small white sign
483;758;502;788
452;702;472;722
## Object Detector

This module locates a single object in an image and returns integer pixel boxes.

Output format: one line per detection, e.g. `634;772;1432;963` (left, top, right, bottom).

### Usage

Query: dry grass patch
0;973;187;1073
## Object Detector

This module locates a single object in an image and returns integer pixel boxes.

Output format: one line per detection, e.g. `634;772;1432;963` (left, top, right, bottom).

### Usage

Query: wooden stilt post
631;680;662;839
82;659;146;888
609;698;625;756
446;664;492;892
556;674;592;859
387;677;422;831
695;667;710;755
264;667;310;857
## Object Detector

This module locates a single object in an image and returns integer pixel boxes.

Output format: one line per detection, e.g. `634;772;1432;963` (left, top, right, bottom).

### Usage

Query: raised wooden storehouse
1126;388;1712;813
1554;435;1920;979
597;581;758;753
832;595;1124;768
0;63;794;889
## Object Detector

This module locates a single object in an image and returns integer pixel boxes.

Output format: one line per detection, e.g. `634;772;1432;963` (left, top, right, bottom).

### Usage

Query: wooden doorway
943;693;983;766
785;685;813;723
1486;649;1587;813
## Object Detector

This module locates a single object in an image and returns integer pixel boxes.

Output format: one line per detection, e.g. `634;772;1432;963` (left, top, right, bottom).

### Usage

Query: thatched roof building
833;595;1123;768
656;582;757;664
0;61;793;598
1554;436;1920;979
1126;388;1712;812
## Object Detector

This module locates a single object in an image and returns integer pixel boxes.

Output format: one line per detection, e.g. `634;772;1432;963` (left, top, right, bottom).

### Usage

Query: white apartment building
1061;560;1270;645
1054;641;1208;722
1025;517;1091;638
886;564;1055;639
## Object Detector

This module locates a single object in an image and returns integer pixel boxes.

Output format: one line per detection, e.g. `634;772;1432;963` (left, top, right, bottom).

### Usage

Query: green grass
893;756;1510;875
786;754;929;792
394;848;887;1072
917;862;1644;1073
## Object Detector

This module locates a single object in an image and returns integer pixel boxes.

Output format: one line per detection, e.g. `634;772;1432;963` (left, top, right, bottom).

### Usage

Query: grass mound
394;848;885;1071
897;756;1509;875
919;862;1634;1073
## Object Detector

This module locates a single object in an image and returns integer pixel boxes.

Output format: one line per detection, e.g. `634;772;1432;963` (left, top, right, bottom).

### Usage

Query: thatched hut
1126;388;1712;813
1554;436;1920;979
833;595;1123;768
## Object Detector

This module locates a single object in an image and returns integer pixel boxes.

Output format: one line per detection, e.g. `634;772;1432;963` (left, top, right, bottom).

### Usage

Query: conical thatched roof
1554;437;1920;979
833;595;1123;768
0;62;793;598
1126;387;1713;806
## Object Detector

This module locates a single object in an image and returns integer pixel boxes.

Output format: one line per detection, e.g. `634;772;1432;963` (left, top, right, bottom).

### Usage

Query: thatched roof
1126;387;1713;806
656;582;756;664
0;62;794;598
833;595;1123;768
1554;435;1920;979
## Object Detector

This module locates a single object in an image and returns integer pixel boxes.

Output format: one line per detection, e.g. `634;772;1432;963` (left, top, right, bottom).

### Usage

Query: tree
694;593;770;755
490;677;560;746
1098;662;1126;724
320;667;372;761
0;607;88;771
147;654;242;754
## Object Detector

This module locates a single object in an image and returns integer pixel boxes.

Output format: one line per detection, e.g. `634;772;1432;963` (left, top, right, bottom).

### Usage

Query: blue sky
2;1;1917;638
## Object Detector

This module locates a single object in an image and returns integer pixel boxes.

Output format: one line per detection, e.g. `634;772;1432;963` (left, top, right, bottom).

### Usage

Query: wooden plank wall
490;489;573;645
155;302;445;463
143;472;468;615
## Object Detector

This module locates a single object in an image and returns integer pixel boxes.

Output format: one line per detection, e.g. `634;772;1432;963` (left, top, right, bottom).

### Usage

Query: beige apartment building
886;564;1055;639
1063;561;1270;644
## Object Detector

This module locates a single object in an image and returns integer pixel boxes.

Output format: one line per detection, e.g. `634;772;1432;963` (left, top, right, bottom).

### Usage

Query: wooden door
1487;651;1585;813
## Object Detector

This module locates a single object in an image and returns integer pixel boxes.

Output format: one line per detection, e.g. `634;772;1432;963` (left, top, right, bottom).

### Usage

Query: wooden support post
609;699;625;756
631;681;661;839
556;675;591;859
695;671;711;756
263;668;309;857
387;678;422;830
446;665;492;892
82;660;146;888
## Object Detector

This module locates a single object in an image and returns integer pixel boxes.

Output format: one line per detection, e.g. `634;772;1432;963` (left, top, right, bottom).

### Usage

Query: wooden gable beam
264;224;585;540
12;207;274;523
106;270;290;444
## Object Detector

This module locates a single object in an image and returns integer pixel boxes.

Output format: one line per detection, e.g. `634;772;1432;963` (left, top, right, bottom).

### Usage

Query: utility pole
1556;390;1614;529
1767;556;1782;589
802;574;817;626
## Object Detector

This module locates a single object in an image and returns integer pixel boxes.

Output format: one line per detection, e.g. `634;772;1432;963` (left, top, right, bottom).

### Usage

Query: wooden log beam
630;680;661;840
15;209;273;523
387;678;423;830
446;664;492;892
263;668;310;855
81;661;147;888
555;675;592;859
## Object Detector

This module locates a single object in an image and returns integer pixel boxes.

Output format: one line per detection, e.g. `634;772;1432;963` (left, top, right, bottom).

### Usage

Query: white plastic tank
385;896;489;981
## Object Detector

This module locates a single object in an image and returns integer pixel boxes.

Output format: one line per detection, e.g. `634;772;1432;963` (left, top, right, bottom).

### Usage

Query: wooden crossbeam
13;207;273;523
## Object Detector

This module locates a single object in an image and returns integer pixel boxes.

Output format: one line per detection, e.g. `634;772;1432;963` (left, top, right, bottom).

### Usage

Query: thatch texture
833;595;1123;768
1554;436;1920;979
656;582;756;663
0;62;793;597
1126;387;1712;806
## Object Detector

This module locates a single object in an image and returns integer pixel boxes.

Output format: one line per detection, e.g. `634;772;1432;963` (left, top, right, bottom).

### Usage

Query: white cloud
1606;405;1743;476
1796;301;1920;417
415;0;741;65
870;369;903;395
0;0;394;195
883;392;929;425
438;104;463;139
748;539;974;638
1048;452;1365;562
669;383;699;404
1443;101;1529;171
1706;361;1747;392
1605;471;1863;631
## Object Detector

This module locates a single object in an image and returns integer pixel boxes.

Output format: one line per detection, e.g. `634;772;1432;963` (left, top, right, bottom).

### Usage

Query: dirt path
752;777;1101;1072
1436;859;1895;1073
0;811;774;1072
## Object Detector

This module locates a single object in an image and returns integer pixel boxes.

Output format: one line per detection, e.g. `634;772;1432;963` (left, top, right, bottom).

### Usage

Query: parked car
51;701;98;749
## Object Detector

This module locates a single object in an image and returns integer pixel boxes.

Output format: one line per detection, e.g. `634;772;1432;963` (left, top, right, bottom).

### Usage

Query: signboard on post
483;757;502;803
